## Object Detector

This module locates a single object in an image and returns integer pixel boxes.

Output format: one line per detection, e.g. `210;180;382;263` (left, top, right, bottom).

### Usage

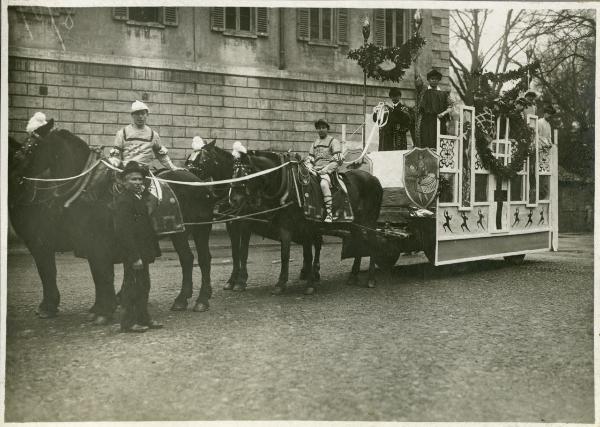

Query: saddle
295;163;353;223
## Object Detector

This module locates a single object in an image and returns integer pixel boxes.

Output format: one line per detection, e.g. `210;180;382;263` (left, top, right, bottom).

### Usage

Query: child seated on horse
305;118;344;223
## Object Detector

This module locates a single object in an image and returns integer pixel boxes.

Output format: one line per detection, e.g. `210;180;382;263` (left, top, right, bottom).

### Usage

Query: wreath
474;112;534;180
347;35;426;83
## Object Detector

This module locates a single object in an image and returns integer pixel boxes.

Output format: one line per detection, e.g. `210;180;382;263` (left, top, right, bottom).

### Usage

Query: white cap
26;112;48;134
232;141;247;158
131;100;149;113
191;136;205;151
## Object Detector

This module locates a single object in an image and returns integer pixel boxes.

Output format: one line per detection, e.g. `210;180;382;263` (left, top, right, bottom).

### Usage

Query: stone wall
8;56;418;164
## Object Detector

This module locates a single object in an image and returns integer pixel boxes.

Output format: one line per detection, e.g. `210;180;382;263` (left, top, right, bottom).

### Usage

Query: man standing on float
415;69;455;149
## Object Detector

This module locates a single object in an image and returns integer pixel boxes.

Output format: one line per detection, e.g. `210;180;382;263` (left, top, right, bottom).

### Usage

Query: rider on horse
305;118;344;223
109;100;181;170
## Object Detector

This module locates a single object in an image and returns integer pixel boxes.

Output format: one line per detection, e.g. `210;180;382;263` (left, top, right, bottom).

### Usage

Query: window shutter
256;7;268;36
297;8;309;41
373;9;385;46
162;7;178;26
211;7;225;31
336;8;348;45
112;7;129;21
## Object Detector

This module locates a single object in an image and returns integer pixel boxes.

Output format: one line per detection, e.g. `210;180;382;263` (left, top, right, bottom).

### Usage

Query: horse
8;123;215;323
195;141;383;292
189;141;323;294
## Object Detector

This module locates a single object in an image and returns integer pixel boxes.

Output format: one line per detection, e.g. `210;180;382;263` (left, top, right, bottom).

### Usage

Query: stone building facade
8;6;450;163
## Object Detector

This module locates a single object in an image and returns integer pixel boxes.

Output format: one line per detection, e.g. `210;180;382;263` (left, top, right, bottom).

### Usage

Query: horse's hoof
93;315;110;326
367;280;376;289
193;302;209;312
36;308;57;319
170;299;188;311
346;276;359;287
223;282;234;291
86;312;97;322
304;286;315;295
271;286;285;295
232;284;246;292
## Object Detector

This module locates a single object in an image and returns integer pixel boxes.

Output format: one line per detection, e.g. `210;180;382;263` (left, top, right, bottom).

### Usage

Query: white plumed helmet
232;141;247;158
26;112;48;134
191;136;205;151
131;100;149;113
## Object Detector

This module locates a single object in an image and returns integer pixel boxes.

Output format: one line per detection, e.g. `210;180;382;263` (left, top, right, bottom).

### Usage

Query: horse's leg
272;227;291;295
300;238;313;281
346;228;362;287
170;232;194;311
225;222;239;290
366;227;378;289
29;243;60;318
233;224;251;291
86;244;116;325
312;233;322;283
192;225;212;312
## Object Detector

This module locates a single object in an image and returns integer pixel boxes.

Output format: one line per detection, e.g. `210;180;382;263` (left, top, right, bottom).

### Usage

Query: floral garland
347;35;426;83
474;112;534;180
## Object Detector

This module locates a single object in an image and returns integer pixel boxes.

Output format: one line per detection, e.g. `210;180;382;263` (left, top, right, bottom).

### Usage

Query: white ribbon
101;159;291;187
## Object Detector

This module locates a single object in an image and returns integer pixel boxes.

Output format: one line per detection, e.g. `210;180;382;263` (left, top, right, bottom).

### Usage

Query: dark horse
189;141;324;294
193;141;383;292
8;124;214;323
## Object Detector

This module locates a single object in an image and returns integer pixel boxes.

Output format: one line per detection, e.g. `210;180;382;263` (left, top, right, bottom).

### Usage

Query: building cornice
9;46;427;91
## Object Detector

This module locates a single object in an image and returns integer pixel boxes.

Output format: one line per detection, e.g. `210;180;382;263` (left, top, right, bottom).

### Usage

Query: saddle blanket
147;178;185;235
296;165;353;223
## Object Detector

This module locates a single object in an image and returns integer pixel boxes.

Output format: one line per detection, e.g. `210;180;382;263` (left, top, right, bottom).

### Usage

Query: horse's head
186;139;234;182
228;153;281;211
11;122;90;181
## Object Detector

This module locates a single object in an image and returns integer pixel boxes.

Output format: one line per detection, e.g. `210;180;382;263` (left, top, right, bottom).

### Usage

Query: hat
314;118;330;129
26;112;48;134
524;90;538;98
388;87;402;98
515;97;528;107
543;105;556;114
131;100;149;113
426;69;443;79
120;161;148;178
191;136;205;151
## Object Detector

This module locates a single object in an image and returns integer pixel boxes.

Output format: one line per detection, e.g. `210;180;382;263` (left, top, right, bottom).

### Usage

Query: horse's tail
367;175;383;225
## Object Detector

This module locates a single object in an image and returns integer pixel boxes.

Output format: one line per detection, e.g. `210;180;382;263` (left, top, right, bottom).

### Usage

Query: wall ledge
9;46;438;91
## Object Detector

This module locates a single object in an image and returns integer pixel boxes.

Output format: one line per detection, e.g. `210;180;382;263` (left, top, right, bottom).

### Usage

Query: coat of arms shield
403;148;439;209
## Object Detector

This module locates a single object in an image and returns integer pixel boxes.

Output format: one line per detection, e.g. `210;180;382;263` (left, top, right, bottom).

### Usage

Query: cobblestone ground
3;233;594;422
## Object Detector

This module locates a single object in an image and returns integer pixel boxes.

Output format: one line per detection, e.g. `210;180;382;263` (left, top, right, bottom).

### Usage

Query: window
439;173;455;204
297;9;348;46
510;175;524;202
310;9;333;42
474;174;489;203
112;7;178;27
373;9;411;47
129;8;159;23
211;7;269;37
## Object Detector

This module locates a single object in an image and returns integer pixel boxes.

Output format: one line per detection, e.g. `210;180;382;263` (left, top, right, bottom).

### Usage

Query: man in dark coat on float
373;87;414;151
415;69;455;149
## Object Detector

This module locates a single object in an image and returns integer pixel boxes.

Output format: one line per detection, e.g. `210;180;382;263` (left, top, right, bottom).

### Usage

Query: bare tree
450;9;530;105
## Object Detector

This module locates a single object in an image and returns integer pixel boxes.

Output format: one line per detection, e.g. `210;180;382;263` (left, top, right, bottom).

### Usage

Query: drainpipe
278;8;286;70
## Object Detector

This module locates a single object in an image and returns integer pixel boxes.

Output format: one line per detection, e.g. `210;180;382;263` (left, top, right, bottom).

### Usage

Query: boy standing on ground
114;161;163;333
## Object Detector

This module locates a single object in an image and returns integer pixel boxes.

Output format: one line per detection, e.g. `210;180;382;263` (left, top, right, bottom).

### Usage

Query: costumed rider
415;69;455;149
109;100;182;170
305;118;344;223
373;87;413;151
